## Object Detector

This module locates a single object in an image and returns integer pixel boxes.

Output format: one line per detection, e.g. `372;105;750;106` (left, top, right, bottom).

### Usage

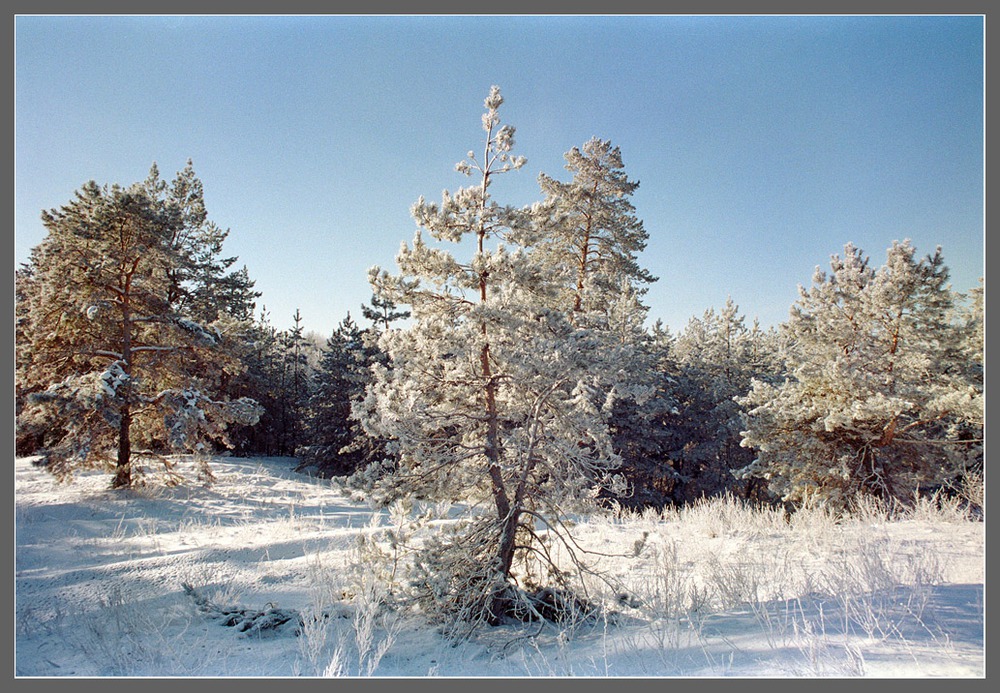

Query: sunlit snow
14;456;984;678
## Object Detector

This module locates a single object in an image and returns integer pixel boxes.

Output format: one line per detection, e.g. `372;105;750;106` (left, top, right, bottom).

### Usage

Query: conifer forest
15;87;985;676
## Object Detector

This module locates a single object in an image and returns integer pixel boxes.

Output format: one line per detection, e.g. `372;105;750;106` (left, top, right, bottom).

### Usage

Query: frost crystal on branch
161;389;264;451
98;361;131;399
173;317;219;346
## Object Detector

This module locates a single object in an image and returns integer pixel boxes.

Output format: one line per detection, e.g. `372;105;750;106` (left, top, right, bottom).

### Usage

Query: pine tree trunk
481;271;513;620
488;443;543;622
113;405;132;488
113;255;139;489
572;212;594;316
487;508;521;623
483;351;506;510
114;297;133;489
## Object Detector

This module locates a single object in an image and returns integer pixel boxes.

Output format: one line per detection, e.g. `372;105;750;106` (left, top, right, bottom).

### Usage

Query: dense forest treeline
15;89;983;518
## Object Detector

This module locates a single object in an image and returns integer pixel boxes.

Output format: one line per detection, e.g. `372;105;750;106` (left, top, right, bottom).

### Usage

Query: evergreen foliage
13;93;983;644
361;292;410;331
536;136;656;325
600;320;681;509
738;241;983;507
16;165;263;487
219;307;322;458
664;298;784;503
530;138;671;510
277;309;311;455
355;87;637;630
296;313;388;477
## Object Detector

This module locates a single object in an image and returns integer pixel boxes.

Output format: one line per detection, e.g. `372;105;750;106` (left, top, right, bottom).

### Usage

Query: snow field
15;456;984;677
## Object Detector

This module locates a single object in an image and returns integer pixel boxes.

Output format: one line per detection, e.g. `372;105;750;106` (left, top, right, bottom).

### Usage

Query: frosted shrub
296;532;403;676
68;583;188;676
847;493;898;524
407;518;512;639
296;554;344;676
706;553;767;610
679;493;786;540
788;496;843;537
637;540;706;623
817;532;943;641
350;573;400;676
904;489;972;524
957;471;984;517
350;507;414;605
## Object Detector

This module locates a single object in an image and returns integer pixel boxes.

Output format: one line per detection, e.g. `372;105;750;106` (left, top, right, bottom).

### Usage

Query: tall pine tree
356;87;632;631
297;313;371;476
17;168;262;487
536;137;657;326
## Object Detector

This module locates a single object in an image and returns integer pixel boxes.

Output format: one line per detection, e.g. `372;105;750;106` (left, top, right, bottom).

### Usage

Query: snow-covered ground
14;456;985;678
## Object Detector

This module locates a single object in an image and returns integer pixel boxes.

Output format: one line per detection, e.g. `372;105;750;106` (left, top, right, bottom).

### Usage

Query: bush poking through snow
182;582;302;638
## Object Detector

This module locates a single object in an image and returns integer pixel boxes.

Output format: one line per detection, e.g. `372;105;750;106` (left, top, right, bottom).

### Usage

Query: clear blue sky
15;15;984;338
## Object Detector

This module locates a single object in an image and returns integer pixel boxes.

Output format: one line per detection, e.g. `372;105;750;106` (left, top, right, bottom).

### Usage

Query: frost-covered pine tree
361;292;410;331
17;170;262;488
536;137;657;327
221;306;285;456
598;319;681;508
667;297;782;502
533;138;664;508
738;240;982;507
944;277;984;493
356;87;629;630
141;162;264;456
147;160;260;325
955;278;984;413
275;308;312;456
332;295;411;478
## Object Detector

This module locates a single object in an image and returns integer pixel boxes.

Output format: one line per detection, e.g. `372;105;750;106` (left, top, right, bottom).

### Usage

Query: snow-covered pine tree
146;160;260;325
99;162;266;459
943;277;984;497
17;170;262;488
667;298;782;502
598;319;681;508
361;292;410;331
274;309;312;456
356;87;629;631
328;295;411;479
737;240;983;507
532;138;664;509
221;306;285;456
536;137;657;326
135;163;264;457
15;258;57;456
